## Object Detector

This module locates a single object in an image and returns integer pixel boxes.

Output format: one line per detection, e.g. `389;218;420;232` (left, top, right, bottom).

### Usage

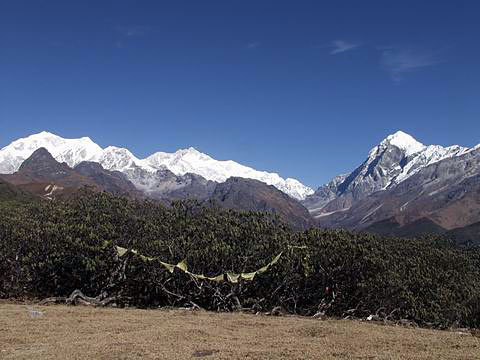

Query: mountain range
1;131;479;241
0;131;313;200
0;144;311;229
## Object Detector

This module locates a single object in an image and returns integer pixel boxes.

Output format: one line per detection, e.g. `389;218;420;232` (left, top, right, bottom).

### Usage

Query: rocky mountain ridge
304;131;480;234
304;131;477;218
0;148;140;199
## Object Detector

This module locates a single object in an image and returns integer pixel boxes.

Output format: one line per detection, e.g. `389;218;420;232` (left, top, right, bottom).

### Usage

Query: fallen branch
39;289;119;307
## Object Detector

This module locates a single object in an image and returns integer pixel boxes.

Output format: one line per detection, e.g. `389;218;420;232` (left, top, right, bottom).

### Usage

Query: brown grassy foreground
0;303;478;359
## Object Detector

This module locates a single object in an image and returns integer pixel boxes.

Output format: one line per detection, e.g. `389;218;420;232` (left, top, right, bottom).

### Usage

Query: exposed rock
210;177;314;230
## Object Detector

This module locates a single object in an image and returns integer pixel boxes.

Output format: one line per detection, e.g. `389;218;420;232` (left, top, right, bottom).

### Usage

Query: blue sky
1;1;479;187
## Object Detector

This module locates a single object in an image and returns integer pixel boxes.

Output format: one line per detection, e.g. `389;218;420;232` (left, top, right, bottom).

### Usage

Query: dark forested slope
1;189;480;328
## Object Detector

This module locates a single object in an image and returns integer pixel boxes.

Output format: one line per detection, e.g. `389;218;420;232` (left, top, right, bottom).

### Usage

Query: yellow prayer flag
160;261;176;273
207;274;225;282
240;272;256;281
176;260;188;272
116;246;128;257
226;273;240;283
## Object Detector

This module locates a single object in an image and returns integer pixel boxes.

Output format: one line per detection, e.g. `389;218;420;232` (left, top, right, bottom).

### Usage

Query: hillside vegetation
0;179;35;202
447;222;480;246
1;189;480;329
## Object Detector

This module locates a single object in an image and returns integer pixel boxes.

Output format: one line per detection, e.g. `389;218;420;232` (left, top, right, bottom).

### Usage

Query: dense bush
1;189;479;328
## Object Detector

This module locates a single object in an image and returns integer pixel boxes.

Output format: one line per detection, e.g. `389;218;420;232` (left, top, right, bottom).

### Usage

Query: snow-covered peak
305;130;477;214
368;131;426;159
179;147;202;155
0;131;103;173
334;131;472;196
144;148;314;200
97;146;144;172
381;131;425;156
283;178;315;200
0;131;313;200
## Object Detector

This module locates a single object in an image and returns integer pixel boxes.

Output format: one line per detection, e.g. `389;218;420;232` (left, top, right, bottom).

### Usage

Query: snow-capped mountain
0;131;313;200
367;131;469;187
0;131;102;174
304;131;476;217
314;146;480;232
141;147;312;200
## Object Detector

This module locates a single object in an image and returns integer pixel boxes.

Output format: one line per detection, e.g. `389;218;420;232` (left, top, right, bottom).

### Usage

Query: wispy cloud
380;47;440;82
330;40;361;55
114;26;148;48
247;41;261;49
117;26;148;38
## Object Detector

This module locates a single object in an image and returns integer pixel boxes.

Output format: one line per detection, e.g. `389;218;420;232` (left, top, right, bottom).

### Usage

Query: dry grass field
0;303;479;359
